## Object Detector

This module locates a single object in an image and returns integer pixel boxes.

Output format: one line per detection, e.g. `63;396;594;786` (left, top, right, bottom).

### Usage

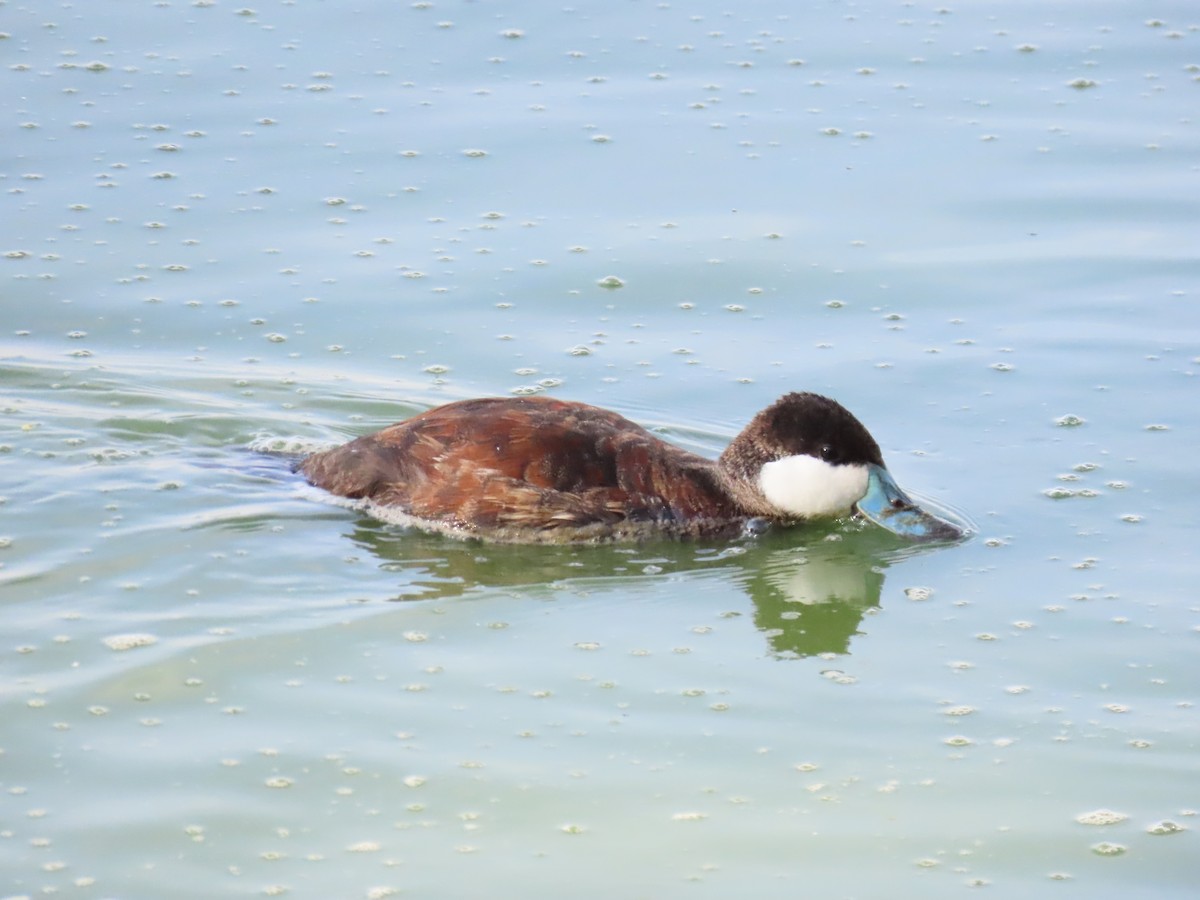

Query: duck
296;392;966;544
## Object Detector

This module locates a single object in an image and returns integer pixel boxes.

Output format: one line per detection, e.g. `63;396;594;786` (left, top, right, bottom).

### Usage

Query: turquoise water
2;1;1197;897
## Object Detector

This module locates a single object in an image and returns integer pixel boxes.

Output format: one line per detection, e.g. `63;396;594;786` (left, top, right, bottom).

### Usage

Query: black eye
819;444;836;462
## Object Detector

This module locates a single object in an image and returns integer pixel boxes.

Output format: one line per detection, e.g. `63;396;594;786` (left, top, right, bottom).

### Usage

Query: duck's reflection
341;518;952;658
740;530;897;658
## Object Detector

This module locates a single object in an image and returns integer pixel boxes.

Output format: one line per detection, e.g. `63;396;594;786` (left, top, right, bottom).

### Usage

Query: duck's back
297;396;742;539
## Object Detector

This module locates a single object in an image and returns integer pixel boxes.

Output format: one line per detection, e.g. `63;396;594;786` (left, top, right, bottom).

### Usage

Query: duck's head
719;392;965;542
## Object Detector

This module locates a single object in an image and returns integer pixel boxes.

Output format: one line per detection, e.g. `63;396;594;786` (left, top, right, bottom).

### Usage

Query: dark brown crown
720;392;885;481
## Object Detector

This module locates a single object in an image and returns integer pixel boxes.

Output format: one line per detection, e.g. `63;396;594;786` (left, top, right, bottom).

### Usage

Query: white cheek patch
758;455;870;519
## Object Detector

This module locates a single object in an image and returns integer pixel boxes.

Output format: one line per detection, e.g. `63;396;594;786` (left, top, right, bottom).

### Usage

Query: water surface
2;2;1197;897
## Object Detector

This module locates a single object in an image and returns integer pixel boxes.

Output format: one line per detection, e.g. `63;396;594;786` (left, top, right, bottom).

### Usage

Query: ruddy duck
297;392;965;543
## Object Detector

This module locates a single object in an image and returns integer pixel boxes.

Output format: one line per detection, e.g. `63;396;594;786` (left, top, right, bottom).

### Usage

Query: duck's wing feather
298;396;736;531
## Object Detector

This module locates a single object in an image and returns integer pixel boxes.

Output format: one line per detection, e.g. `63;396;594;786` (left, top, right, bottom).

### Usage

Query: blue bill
856;465;967;542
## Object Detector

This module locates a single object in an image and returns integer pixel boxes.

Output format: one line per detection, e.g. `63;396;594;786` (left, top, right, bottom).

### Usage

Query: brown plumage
293;391;968;545
297;396;747;541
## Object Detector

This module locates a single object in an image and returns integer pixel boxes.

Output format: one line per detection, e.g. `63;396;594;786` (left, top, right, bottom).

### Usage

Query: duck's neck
715;448;780;518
